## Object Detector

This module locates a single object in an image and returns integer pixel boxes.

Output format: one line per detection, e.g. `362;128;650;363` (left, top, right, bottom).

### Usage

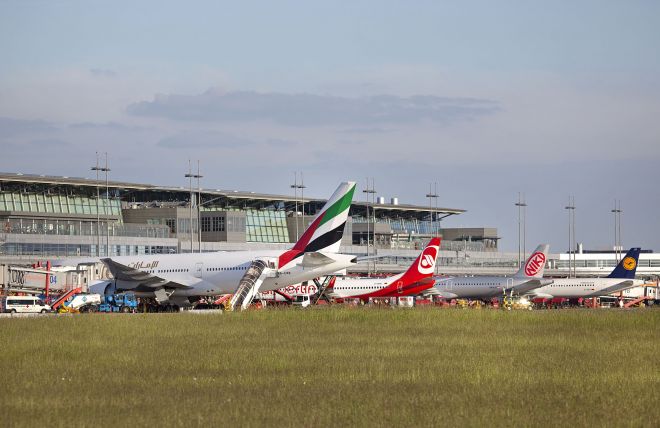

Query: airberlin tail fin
396;237;441;285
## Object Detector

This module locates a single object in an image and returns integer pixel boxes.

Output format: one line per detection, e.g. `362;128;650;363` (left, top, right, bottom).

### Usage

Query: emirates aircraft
58;182;358;306
427;244;552;299
326;237;441;301
527;247;643;299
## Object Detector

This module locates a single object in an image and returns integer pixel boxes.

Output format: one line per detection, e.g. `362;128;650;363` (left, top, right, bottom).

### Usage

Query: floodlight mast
565;196;576;278
515;193;527;268
92;153;110;256
363;178;377;274
290;172;306;242
185;160;202;253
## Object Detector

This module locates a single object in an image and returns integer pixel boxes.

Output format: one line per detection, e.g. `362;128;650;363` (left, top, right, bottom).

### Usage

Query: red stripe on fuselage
348;277;435;299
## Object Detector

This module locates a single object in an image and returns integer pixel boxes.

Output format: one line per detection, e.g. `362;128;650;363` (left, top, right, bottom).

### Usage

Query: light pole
196;161;203;253
290;172;306;242
91;152;101;256
426;183;439;238
300;172;306;238
92;153;110;256
611;200;622;262
363;178;376;274
515;193;527;268
185;161;202;254
565;196;576;277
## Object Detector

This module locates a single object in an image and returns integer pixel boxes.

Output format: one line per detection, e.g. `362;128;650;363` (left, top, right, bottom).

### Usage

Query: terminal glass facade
0;243;176;257
1;218;169;238
245;209;289;243
352;216;436;235
0;192;121;216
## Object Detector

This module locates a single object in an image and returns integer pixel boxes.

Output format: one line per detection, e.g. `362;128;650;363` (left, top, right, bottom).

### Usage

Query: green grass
1;308;659;427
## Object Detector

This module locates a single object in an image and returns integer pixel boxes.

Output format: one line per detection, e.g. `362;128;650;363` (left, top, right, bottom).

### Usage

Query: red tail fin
396;237;441;285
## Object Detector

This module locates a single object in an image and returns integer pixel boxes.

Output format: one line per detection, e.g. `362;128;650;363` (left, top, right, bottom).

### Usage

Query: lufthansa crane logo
524;252;546;277
418;246;439;275
622;257;636;271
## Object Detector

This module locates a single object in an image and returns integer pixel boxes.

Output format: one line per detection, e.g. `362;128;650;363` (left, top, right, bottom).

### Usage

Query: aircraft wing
589;280;637;297
422;287;459;299
511;279;554;295
101;258;192;289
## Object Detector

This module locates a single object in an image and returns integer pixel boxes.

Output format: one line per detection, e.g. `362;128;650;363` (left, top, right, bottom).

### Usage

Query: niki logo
622;257;636;271
524;252;546;277
417;246;439;275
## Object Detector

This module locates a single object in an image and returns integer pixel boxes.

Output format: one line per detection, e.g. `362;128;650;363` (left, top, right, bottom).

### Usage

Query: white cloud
127;90;500;126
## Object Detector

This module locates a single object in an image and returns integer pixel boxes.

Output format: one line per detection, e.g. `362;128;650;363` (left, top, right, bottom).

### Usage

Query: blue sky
1;1;659;252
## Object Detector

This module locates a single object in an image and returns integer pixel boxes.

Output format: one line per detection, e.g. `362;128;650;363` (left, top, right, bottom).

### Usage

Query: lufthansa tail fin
607;248;641;279
396;237;441;285
514;244;550;279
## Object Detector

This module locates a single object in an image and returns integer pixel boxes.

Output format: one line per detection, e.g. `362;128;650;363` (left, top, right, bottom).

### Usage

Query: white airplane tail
514;244;550;279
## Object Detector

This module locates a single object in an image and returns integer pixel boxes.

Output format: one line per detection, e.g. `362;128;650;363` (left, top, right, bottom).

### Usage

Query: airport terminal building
0;172;657;279
0;172;490;258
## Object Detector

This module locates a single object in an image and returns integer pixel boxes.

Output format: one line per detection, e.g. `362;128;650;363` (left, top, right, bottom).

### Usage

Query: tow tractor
502;295;533;311
98;293;138;313
58;294;102;313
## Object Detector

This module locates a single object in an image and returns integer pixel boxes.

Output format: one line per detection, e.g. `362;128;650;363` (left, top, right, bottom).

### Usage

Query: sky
0;0;659;252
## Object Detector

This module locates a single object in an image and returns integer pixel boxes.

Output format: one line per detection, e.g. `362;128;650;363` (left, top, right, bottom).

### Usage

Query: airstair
228;259;277;311
274;289;293;303
623;296;651;308
50;287;82;311
311;276;335;305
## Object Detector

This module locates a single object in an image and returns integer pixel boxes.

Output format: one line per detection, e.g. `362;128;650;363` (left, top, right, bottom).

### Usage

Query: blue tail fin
607;248;641;279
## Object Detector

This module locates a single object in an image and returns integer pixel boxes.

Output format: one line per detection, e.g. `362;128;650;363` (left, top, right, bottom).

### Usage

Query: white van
3;296;51;314
292;295;312;308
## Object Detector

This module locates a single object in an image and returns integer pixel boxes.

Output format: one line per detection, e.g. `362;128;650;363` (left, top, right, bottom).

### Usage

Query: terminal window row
0;192;121;216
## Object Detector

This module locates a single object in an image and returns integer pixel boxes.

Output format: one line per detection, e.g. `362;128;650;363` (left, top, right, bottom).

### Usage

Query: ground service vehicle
59;294;102;313
98;294;138;313
3;296;51;314
292;295;311;308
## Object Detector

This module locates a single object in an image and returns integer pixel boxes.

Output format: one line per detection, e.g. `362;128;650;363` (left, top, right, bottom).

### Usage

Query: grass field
1;308;659;427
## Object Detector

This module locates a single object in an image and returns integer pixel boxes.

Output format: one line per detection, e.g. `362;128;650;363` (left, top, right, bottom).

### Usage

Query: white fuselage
531;278;644;299
87;251;355;298
432;276;532;299
329;274;404;299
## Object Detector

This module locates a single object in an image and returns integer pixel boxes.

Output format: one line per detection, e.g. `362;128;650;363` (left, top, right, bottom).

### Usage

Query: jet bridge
228;258;277;311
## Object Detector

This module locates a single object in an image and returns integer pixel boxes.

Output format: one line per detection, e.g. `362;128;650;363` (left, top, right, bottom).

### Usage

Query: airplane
56;182;358;307
325;237;441;301
426;244;552;300
527;247;644;299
